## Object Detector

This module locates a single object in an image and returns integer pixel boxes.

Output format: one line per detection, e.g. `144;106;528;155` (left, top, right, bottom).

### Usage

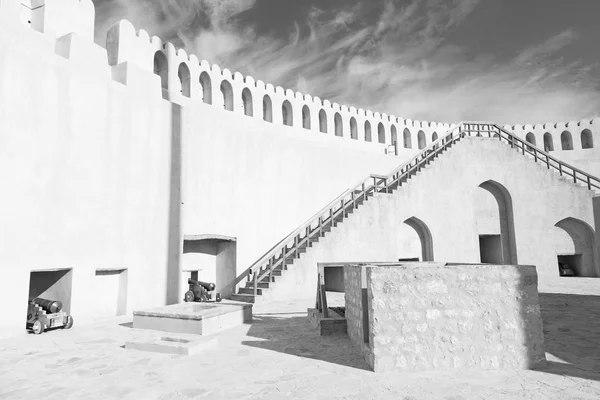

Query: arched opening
153;51;168;89
177;63;191;97
404;217;434;262
432;132;438;142
302;105;311;129
364;121;372;142
477;181;518;265
391;125;398;145
241;88;253;116
219;81;234;111
263;95;273;123
553;217;598;277
350;117;358;140
282;100;293;126
417;130;426;149
543;132;554;152
199;72;212;104
334;113;343;137
525;132;536;151
526;132;536;146
561;131;573;150
403;128;412;148
319;110;327;133
581;129;593;149
377;123;385;144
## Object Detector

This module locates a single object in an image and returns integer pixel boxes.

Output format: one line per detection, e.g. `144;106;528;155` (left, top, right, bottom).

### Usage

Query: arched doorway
477;181;518;264
553;218;597;277
404;217;434;261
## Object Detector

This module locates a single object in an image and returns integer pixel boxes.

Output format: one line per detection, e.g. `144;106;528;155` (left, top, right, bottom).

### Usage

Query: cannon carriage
26;298;74;335
184;279;222;303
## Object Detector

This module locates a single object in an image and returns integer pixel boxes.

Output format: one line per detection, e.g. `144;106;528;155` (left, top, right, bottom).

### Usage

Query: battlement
0;0;597;152
503;119;599;152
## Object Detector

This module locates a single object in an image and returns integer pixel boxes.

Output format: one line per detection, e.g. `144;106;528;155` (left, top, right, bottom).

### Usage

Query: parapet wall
345;263;546;372
2;0;598;157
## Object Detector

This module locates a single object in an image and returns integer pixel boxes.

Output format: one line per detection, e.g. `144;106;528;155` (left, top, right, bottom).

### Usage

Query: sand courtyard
1;279;599;400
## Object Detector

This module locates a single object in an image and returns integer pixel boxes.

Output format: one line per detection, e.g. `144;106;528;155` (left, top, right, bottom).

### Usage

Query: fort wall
0;0;598;337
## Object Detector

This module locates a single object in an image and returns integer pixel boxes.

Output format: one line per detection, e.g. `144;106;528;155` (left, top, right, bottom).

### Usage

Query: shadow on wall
241;314;370;371
166;103;183;305
534;292;600;381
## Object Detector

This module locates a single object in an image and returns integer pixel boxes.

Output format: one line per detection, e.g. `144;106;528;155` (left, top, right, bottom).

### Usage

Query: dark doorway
28;269;73;317
557;255;581;277
479;235;503;264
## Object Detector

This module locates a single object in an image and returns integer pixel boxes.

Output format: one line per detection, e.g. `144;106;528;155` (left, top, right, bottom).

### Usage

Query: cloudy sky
92;0;600;125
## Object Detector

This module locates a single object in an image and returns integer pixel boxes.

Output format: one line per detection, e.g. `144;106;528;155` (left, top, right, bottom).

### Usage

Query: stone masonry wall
365;263;546;372
343;265;373;365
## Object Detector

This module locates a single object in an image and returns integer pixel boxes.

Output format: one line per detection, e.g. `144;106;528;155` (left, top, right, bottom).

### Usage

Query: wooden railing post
559;163;563;176
573;170;577;183
253;272;258;296
588;176;592;190
546;155;550;169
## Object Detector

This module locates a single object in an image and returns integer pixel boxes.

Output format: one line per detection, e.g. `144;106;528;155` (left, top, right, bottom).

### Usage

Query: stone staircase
230;122;600;303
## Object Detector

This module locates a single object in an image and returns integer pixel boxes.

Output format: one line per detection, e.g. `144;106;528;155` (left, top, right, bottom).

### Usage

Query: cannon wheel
184;290;195;302
31;319;44;335
63;315;74;329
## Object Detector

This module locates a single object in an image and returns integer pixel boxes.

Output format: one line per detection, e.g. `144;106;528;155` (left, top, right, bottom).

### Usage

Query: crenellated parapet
0;0;595;153
503;119;599;152
104;19;454;149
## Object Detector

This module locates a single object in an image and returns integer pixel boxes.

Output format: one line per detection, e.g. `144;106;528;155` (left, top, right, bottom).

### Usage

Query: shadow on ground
241;313;370;371
534;292;600;381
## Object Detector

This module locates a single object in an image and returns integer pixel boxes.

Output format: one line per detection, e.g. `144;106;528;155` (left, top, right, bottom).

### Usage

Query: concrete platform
125;334;218;356
132;300;252;336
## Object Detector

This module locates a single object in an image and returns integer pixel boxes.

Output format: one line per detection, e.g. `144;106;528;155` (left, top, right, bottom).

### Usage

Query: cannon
26;297;73;335
184;279;222;303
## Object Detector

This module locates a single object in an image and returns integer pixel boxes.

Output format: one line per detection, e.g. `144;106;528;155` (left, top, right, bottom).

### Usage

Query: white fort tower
0;0;599;339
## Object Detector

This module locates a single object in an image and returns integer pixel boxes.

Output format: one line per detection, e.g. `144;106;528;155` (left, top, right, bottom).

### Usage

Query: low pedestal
132;300;252;336
125;334;218;356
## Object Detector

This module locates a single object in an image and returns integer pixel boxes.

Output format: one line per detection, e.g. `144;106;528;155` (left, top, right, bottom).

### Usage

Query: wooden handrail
234;121;600;295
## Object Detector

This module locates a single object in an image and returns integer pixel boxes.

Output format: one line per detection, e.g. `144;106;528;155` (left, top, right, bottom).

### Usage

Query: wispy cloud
93;0;600;125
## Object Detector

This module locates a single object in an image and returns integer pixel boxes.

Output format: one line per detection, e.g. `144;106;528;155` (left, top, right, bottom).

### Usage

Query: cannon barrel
32;298;63;313
188;279;216;291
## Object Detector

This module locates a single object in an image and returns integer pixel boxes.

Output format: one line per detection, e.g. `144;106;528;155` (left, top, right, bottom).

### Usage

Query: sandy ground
1;279;599;400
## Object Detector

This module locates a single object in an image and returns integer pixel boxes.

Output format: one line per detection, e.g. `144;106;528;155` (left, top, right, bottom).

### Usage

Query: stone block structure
344;263;546;372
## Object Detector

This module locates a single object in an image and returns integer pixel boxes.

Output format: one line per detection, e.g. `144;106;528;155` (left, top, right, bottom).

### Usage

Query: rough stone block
344;263;546;373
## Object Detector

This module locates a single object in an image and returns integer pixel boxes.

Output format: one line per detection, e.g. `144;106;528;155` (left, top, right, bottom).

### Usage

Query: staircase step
230;294;257;304
239;287;267;296
245;281;270;289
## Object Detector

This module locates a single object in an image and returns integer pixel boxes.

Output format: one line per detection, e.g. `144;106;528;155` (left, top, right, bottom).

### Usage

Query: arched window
177;63;191;97
263;95;273;122
282;100;293;126
199;72;212;104
432;132;438;142
350;117;358;140
544;133;554;152
334;113;343;137
364;121;372;142
319;110;327;133
377;123;385;144
561;131;573;150
391;125;398;145
242;88;253;116
403;128;412;148
302;105;311;129
153;51;168;89
417;130;426;149
581;129;593;149
220;80;234;111
526;132;536;146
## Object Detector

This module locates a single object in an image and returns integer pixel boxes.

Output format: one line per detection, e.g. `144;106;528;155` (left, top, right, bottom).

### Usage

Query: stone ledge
307;308;347;336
